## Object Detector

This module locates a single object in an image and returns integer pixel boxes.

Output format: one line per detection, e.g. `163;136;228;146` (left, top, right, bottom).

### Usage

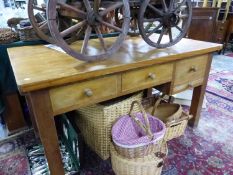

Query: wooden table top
8;36;222;93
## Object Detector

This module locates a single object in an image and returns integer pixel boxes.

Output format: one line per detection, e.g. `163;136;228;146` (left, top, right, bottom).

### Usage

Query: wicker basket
74;92;143;160
114;139;164;159
143;96;192;141
112;101;166;159
18;26;40;41
0;28;18;44
163;112;191;141
111;142;167;175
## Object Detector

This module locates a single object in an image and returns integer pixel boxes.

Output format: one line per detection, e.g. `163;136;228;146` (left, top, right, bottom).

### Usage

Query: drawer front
173;55;208;93
50;75;118;114
122;63;173;92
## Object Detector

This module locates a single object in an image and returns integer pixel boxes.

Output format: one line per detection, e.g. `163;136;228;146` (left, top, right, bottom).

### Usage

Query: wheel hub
162;13;180;27
87;11;100;26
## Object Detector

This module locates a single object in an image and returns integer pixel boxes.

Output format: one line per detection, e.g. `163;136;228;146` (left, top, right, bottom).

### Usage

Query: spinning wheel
28;0;55;43
47;0;130;61
138;0;192;48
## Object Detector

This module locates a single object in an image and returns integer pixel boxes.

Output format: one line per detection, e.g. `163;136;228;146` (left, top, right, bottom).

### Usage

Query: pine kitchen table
7;36;222;175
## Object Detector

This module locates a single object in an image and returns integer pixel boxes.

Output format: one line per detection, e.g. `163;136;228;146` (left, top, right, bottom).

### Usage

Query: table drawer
122;63;173;92
50;75;118;114
173;55;208;93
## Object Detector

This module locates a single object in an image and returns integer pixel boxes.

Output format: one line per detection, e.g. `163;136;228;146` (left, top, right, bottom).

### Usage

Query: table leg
29;90;65;175
189;54;212;127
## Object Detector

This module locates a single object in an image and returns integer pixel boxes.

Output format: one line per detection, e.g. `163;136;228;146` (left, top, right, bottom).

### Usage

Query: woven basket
114;138;164;159
112;101;166;159
143;96;192;141
0;28;18;44
74;92;143;160
18;26;40;41
111;142;167;175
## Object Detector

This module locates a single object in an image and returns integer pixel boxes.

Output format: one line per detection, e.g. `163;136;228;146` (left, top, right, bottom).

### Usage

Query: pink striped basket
112;101;166;159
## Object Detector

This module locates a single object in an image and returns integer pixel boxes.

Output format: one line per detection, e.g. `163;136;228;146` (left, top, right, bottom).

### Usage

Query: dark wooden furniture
188;7;219;42
222;14;233;53
214;20;229;44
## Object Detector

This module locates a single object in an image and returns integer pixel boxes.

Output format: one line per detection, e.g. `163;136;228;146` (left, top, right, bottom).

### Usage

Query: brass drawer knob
189;66;197;72
148;73;156;79
84;88;93;97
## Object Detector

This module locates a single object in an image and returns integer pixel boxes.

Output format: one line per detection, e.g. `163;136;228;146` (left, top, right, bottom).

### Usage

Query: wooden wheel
138;0;192;48
47;0;130;61
28;0;55;43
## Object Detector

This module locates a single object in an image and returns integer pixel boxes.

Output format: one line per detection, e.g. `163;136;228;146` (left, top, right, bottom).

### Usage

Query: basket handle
166;111;193;127
129;100;153;140
151;94;167;115
151;94;176;115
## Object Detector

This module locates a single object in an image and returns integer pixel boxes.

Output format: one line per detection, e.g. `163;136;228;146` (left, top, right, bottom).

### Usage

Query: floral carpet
0;129;36;175
163;92;233;175
207;70;233;102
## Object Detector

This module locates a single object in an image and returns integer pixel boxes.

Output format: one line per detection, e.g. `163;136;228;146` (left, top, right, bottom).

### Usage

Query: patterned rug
0;129;36;175
206;70;233;102
163;93;233;175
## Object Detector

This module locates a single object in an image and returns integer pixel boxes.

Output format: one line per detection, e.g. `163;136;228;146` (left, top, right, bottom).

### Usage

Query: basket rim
112;133;164;148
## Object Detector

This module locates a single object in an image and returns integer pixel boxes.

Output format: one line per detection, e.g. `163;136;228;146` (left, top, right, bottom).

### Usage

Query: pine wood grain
7;37;222;93
122;63;173;92
50;75;118;114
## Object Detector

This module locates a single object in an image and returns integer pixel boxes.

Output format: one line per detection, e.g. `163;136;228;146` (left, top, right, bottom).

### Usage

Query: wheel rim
47;0;130;61
138;0;192;48
28;0;55;43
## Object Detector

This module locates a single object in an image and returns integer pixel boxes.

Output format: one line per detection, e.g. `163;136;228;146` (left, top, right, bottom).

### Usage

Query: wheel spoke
60;20;87;38
169;0;175;11
174;0;187;13
157;27;167;44
175;25;183;32
168;27;173;42
33;5;46;12
81;25;92;54
76;27;85;39
83;0;92;12
98;18;123;32
94;0;101;13
148;4;164;16
161;0;168;12
100;2;123;17
146;23;163;37
39;21;47;29
58;2;86;19
179;14;188;19
95;26;107;51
